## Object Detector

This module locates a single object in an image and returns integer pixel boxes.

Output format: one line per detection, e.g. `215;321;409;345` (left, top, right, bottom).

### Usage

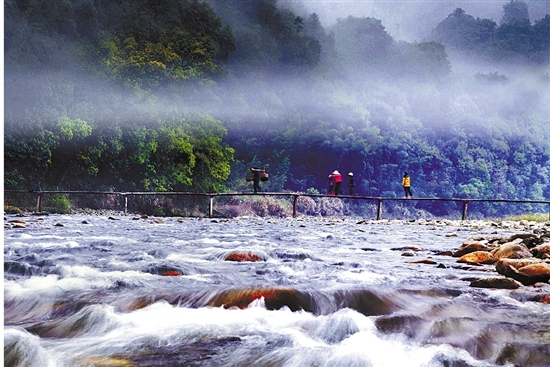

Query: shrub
44;194;72;214
297;196;318;216
4;205;22;214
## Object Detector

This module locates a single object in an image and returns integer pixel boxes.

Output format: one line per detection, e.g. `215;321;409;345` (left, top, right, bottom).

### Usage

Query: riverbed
4;214;550;367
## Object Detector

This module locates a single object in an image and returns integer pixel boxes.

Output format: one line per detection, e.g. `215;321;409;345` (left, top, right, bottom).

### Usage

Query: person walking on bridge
402;172;413;198
329;170;343;196
250;167;265;193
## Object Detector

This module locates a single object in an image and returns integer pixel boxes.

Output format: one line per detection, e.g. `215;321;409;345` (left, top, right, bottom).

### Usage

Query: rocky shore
363;218;550;302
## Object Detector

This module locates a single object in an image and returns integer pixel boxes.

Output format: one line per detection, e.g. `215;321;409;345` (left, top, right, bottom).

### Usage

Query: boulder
224;251;265;262
470;277;522;289
496;258;542;278
207;287;312;311
495;258;550;285
453;242;491;257
408;259;437;265
457;251;494;265
516;263;550;285
531;243;550;259
491;242;532;262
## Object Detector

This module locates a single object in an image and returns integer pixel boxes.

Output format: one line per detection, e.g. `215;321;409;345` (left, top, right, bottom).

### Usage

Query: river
4;214;550;367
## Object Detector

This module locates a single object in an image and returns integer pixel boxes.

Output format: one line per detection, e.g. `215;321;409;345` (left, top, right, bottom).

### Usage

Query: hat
332;170;339;175
348;172;353;176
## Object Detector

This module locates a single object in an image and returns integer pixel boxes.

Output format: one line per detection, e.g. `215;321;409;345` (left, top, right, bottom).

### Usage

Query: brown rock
491;242;532;262
516;263;550;285
470;277;522;289
453;242;491;257
224;251;265;262
208;287;311;311
531;243;550;259
495;258;542;277
408;259;437;265
457;251;494;265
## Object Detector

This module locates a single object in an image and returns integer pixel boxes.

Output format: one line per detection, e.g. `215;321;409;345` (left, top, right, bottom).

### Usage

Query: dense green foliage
4;0;550;216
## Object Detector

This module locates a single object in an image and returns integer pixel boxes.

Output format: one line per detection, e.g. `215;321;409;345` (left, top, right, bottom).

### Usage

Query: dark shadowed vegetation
4;0;550;217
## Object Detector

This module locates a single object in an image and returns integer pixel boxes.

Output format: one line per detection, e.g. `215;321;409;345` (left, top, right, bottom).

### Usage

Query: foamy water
4;214;550;366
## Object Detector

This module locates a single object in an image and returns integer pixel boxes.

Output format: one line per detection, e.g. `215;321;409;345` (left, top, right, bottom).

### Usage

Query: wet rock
391;246;422;252
495;258;542;277
9;219;26;224
453;242;491;257
147;265;186;276
531;243;550;259
75;356;134;367
469;277;521;289
81;220;89;224
457;251;494;265
375;314;426;338
491;242;532;262
445;232;458;237
54;223;64;227
161;270;182;276
495;258;550;285
408;259;437;265
11;224;27;229
224;251;265;262
208;287;313;312
107;216;119;220
360;247;378;252
515;263;550;285
401;252;414;257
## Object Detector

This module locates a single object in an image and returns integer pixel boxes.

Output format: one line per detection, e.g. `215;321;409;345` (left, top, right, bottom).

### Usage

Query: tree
501;0;530;25
333;16;394;70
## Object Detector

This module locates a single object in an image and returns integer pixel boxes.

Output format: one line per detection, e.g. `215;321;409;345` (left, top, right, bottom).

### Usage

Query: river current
4;214;550;367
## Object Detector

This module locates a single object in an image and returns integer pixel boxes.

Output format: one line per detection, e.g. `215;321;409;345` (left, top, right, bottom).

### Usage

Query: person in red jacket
329;170;343;196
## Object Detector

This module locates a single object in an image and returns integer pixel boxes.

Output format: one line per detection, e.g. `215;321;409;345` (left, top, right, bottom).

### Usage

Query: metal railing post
36;193;42;213
376;199;383;220
462;200;469;220
292;195;298;218
124;195;128;214
209;195;214;218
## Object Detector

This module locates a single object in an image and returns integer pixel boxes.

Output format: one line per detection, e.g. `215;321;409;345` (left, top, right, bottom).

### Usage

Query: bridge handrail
4;190;550;220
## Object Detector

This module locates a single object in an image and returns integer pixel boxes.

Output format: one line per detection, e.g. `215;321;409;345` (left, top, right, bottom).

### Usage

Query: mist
287;0;550;41
4;0;549;199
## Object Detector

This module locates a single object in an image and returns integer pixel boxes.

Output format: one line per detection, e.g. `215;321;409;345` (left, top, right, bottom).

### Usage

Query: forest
4;0;550;217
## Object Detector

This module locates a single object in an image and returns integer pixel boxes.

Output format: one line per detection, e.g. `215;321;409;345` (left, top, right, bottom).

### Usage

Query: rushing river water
4;214;550;367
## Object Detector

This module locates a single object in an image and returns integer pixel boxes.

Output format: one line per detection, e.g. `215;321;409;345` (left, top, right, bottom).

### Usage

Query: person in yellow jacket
402;172;413;198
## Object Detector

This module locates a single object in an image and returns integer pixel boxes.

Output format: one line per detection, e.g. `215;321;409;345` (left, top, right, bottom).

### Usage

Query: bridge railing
4;190;550;221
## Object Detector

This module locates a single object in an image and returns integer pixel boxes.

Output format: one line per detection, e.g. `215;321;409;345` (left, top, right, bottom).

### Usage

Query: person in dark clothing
328;177;335;195
250;167;265;193
348;172;355;195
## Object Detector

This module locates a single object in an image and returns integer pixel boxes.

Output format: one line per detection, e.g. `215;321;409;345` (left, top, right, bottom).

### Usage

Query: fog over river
4;214;550;367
